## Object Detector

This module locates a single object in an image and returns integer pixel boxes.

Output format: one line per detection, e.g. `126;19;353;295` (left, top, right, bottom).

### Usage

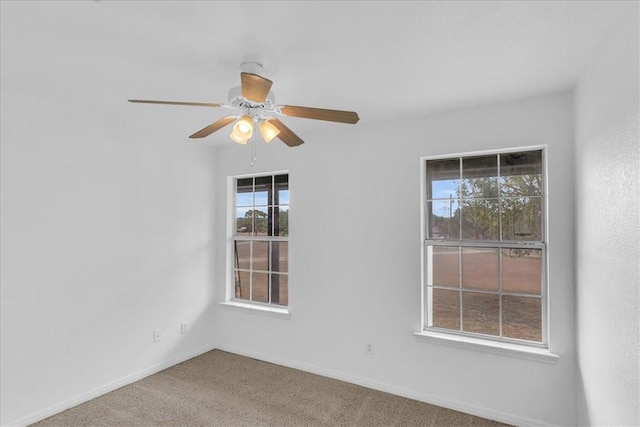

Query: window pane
427;159;460;200
277;207;289;237
234;271;250;300
502;295;542;342
501;197;542;241
430;288;460;330
234;241;250;270
462;156;498;198
254;175;272;206
253;208;269;236
432;246;459;287
236;208;252;235
236;192;253;208
252;241;269;271
275;174;289;204
429;199;460;240
271;241;288;272
462;247;499;291
500;151;542;197
270;273;288;306
236;178;253;207
251;272;269;303
461;198;499;240
277;190;290;205
462;292;499;336
502;248;542;294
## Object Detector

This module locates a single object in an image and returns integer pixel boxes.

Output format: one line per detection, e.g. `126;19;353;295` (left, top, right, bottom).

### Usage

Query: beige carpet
32;350;509;426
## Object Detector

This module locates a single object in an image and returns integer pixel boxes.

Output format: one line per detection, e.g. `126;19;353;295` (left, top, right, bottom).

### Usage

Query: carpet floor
32;350;509;426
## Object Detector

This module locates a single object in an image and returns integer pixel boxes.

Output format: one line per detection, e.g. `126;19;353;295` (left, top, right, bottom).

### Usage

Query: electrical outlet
367;343;374;355
153;329;161;343
180;322;187;334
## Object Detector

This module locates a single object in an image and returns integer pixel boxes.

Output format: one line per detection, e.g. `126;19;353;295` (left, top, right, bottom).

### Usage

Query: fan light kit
128;62;360;147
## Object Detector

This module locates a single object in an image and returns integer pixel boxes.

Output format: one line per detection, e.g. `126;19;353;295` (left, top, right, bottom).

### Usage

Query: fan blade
269;119;305;147
279;105;359;124
129;99;221;108
189;116;237;139
241;72;273;102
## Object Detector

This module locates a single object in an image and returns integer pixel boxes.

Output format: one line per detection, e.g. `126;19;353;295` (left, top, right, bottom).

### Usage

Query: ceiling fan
128;63;359;147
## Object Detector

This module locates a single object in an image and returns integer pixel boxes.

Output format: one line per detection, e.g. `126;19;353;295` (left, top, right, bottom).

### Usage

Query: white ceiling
1;1;621;146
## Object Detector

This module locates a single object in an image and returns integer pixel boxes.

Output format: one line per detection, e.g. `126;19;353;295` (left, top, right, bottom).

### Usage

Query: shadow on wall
575;366;590;426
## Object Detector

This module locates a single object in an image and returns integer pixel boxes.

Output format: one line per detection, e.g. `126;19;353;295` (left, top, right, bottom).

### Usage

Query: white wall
575;3;640;426
0;5;218;425
212;92;576;426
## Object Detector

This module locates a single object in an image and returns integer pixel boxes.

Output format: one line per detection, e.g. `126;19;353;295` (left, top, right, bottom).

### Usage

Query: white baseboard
214;343;555;427
4;343;217;427
6;342;555;427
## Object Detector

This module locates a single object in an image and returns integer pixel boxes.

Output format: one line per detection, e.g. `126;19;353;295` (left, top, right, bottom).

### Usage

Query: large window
232;173;289;307
423;149;546;346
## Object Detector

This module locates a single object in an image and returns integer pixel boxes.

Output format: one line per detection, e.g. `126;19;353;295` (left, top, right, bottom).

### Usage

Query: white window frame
222;170;290;317
416;146;558;361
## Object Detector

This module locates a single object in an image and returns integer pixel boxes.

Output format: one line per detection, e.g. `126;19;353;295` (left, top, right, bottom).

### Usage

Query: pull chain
250;136;258;167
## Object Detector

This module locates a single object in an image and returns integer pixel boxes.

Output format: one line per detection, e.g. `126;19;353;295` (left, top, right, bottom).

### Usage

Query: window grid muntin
425;149;546;346
233;173;288;307
427;154;544;243
233;239;289;305
426;240;545;345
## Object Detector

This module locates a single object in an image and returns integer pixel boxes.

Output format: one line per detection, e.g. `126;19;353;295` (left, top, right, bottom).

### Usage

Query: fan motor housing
227;85;276;118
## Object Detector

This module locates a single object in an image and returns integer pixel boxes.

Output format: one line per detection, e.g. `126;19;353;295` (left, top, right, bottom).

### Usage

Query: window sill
220;301;291;319
414;330;559;363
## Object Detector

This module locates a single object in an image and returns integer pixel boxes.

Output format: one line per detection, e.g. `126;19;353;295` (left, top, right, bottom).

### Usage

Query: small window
232;173;289;307
423;149;546;346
